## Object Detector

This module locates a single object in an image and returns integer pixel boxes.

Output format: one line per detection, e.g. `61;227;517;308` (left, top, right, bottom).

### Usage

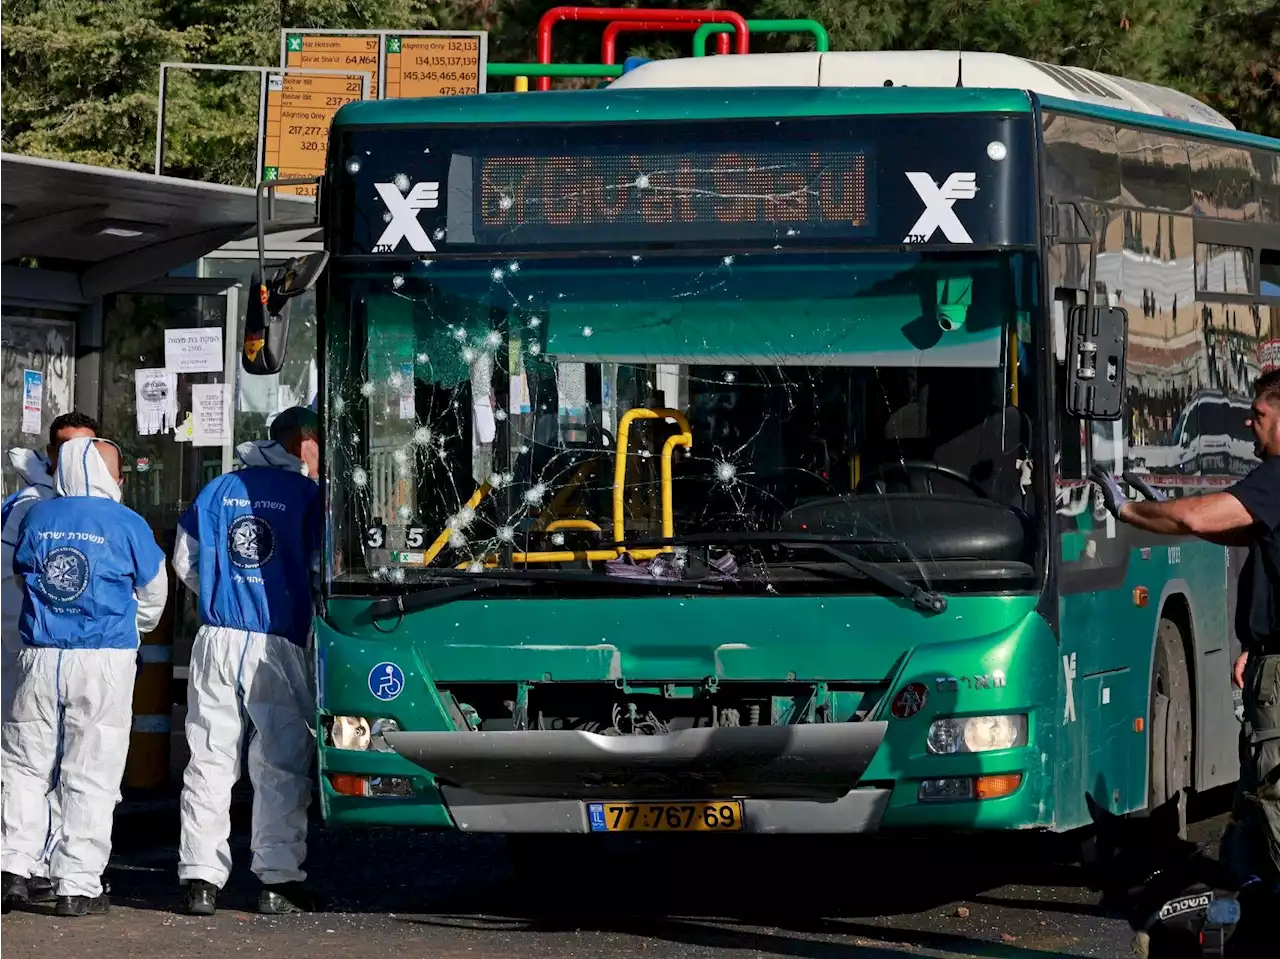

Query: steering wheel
856;459;990;499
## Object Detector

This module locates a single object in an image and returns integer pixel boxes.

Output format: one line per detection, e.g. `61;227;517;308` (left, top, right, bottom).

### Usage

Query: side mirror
242;252;329;376
1064;304;1127;421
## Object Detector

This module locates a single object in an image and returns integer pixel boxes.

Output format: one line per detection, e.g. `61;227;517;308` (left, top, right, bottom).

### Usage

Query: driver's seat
932;405;1025;504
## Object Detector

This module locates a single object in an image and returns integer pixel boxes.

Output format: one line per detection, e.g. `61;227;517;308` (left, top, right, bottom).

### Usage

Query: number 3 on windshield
365;524;386;549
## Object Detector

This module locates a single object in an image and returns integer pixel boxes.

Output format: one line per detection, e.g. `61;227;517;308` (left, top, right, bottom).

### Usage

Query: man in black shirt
1093;368;1280;887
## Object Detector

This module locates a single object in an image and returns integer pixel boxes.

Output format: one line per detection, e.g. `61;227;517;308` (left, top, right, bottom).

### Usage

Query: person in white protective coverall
1;437;167;917
172;406;322;916
0;412;99;906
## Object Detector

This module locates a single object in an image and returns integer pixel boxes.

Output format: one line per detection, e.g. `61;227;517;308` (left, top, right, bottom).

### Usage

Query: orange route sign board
263;30;487;193
384;35;483;99
285;32;381;96
261;69;369;195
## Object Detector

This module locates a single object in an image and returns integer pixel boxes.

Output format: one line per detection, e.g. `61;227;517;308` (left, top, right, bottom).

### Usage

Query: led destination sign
334;113;1038;254
475;149;870;243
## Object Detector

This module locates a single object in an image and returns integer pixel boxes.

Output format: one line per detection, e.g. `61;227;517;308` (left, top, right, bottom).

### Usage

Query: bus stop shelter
2;151;316;430
2;151;316;794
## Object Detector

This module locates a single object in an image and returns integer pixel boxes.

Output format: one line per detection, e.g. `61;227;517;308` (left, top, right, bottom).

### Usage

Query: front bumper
438;785;892;833
383;722;887;800
381;723;889;834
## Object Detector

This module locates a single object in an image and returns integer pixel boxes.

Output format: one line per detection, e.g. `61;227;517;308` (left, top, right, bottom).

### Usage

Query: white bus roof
609;51;1235;131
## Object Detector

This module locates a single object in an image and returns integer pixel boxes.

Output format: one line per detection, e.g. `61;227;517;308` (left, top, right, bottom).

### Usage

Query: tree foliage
2;0;1276;185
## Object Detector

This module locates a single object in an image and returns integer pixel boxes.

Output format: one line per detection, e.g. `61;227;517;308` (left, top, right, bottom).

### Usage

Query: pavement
0;798;1233;959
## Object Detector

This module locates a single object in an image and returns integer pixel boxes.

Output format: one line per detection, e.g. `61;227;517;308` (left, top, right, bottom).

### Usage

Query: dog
1082;790;1275;957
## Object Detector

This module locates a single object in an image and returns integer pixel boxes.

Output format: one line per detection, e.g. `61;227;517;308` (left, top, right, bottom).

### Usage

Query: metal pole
254;70;268;185
221;284;239;478
378;31;388;99
602;21;719;65
487;62;622;78
155;61;371;180
535;7;750;90
693;20;830;57
154;64;168;175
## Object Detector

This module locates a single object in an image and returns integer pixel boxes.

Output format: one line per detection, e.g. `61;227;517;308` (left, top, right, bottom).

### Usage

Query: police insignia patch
42;546;90;602
228;516;275;569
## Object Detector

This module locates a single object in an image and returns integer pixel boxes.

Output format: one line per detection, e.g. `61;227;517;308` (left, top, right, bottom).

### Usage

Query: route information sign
263;29;487;193
261;70;370;196
384;34;483;99
285;32;380;97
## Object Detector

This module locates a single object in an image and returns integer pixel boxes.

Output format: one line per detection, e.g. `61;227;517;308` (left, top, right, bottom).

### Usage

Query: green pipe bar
487;62;623;78
692;19;829;57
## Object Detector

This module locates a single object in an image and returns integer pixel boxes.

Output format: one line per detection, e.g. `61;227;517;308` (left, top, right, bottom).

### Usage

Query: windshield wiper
615;532;947;614
792;541;947;613
372;578;515;616
370;568;725;619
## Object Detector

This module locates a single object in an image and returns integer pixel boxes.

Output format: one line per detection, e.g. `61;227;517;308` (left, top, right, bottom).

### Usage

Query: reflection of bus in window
1170;390;1258;477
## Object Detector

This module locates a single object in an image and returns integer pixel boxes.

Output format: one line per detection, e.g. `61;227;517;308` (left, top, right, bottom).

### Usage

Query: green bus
269;50;1280;839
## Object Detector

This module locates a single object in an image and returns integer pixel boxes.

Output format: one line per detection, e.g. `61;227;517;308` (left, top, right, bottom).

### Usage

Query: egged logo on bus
903;171;978;244
373;181;441;253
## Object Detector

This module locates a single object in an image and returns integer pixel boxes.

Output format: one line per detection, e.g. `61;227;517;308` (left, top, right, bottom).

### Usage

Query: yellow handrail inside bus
612;407;692;547
458;546;671;570
431;406;692;570
545;519;602;532
659;429;693;539
421;481;491;567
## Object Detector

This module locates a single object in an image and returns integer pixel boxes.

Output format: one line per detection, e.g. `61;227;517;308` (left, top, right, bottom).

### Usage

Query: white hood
7;448;53;491
54;437;122;502
236;440;308;474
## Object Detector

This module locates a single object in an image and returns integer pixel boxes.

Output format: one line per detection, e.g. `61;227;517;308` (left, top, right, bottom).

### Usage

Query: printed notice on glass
165;328;224;374
135;368;179;436
191;383;231;447
21;370;43;434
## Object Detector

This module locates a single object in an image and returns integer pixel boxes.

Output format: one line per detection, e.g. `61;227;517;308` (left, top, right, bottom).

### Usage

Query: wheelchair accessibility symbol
369;662;405;702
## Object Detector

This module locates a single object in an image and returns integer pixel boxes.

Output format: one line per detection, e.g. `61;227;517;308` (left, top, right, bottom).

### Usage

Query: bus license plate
586;801;743;832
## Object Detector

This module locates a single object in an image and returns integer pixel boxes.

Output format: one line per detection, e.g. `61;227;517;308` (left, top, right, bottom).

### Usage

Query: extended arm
1091;466;1257;545
1117;494;1257;545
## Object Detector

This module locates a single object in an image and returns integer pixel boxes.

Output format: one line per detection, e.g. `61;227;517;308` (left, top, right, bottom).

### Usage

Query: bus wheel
1149;615;1192;837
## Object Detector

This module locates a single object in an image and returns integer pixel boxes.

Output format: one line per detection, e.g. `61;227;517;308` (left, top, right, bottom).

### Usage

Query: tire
1149;616;1192;837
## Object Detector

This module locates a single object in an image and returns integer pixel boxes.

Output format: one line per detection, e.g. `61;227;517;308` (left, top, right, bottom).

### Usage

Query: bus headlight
926;714;1027;754
327;716;401;752
329;715;370;751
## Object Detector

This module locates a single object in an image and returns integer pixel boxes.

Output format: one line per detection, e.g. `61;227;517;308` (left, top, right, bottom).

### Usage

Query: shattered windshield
324;250;1041;594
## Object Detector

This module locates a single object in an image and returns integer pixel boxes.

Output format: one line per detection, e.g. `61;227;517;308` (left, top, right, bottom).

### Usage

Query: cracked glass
323;113;1042;597
325;249;1041;595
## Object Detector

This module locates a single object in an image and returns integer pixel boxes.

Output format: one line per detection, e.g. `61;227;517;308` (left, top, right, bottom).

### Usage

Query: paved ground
1;799;1232;959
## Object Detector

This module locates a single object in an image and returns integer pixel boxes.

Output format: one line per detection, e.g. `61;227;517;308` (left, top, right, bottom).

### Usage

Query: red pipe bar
601;20;732;64
537;6;749;90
